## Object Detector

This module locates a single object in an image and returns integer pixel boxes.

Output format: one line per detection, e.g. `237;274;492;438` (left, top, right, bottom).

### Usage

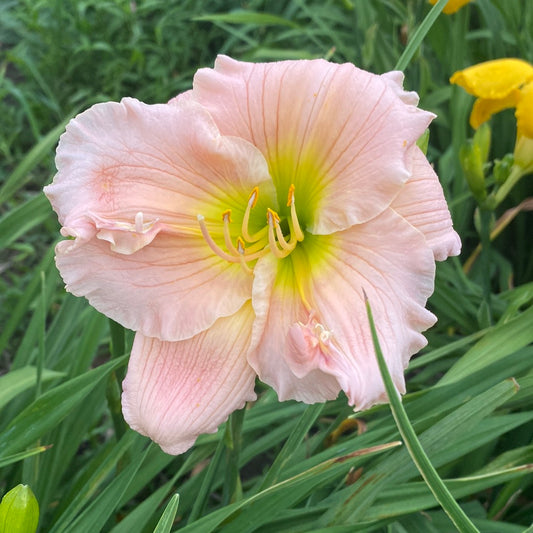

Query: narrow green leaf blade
0;366;65;410
0;355;128;457
153;494;180;533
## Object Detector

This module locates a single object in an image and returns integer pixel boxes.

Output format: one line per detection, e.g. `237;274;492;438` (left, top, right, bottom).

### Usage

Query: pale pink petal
45;96;275;243
192;55;434;234
391;147;462;261
380;71;420;106
249;254;341;404
122;304;257;455
250;209;436;410
55;233;252;342
45;96;277;340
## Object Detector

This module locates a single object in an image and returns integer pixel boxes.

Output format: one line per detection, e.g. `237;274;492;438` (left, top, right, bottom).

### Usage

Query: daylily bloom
44;56;460;455
451;58;533;178
428;0;472;15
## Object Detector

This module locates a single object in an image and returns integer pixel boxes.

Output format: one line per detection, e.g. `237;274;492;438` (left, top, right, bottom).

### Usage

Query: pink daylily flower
44;56;461;455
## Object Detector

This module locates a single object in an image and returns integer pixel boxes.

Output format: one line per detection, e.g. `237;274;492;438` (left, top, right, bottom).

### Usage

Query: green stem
364;296;480;533
492;165;524;207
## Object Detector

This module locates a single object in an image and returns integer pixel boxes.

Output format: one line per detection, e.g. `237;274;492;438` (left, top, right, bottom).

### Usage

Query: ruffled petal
391;147;461;261
122;304;257;455
45;96;278;340
55;232;252;341
250;209;437;410
45;97;275;243
516;81;533;139
248;254;341;403
469;90;521;129
450;59;533;99
192;55;434;234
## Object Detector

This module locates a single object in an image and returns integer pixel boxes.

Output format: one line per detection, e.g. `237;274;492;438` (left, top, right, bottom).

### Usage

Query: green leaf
49;430;141;533
0;366;65;411
0;118;71;204
440;305;533;384
259;403;324;490
0;355;128;457
363;296;480;533
0;446;51;469
181;441;400;533
0;194;51;249
394;0;448;71
153;494;180;533
193;10;298;28
365;465;533;520
62;444;150;533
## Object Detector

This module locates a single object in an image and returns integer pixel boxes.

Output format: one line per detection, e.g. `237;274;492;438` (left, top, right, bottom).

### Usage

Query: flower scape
44;56;461;455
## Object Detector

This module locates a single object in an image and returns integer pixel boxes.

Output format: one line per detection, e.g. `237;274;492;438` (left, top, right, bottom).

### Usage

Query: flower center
197;184;305;274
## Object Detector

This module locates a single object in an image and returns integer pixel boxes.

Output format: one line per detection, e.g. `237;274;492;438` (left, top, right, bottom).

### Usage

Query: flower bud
473;122;491;165
460;140;486;202
0;484;39;533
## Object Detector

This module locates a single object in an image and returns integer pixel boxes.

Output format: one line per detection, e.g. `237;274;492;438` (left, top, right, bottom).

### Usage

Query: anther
242;187;265;242
222;210;239;256
249;187;259;208
286;184;295;207
237;237;246;255
267;209;292;259
287;184;305;242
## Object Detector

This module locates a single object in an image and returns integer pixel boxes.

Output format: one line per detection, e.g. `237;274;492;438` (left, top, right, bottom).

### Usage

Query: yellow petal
516;81;533;139
450;58;533;99
428;0;472;15
469;90;521;129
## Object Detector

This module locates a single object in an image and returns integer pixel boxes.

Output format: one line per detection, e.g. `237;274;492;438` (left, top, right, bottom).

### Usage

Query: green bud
473;122;491;164
0;484;39;533
493;153;515;185
460;139;486;202
416;129;430;155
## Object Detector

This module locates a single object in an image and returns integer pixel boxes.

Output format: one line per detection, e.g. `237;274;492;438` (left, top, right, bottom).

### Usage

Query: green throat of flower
197;184;305;274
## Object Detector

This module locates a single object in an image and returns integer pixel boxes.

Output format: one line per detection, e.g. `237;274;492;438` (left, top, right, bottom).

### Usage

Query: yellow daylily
429;0;472;15
451;58;533;178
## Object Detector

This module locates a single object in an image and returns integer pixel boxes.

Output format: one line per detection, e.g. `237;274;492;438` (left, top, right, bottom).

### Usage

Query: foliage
1;0;532;531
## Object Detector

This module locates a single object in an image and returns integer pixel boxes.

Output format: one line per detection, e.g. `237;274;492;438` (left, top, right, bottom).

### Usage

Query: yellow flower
451;58;533;174
429;0;472;15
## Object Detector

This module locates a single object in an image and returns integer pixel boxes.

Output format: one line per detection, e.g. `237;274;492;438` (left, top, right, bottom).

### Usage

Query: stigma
198;184;305;273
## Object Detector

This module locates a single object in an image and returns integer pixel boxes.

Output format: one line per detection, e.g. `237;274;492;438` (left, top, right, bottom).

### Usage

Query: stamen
236;237;254;275
267;209;291;259
197;215;240;263
135;212;144;233
286;184;304;242
273;214;297;253
222;210;239;255
249;186;259;208
242;187;262;242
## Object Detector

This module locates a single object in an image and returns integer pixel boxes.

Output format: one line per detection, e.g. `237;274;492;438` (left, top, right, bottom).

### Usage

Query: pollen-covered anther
242;186;265;242
222;209;239;255
286;184;304;242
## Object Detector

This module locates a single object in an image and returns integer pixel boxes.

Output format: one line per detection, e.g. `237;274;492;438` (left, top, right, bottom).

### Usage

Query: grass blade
364;295;480;533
